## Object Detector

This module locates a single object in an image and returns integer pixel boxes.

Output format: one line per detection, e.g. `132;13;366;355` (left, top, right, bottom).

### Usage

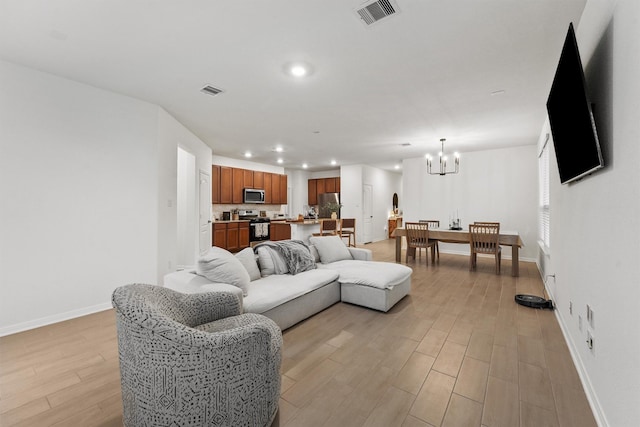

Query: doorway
363;184;373;243
177;147;197;268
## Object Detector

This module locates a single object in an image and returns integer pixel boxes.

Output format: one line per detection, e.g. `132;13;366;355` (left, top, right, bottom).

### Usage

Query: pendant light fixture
426;138;460;175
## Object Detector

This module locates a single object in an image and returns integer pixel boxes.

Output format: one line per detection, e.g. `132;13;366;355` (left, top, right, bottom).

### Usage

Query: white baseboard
533;265;608;427
0;302;112;337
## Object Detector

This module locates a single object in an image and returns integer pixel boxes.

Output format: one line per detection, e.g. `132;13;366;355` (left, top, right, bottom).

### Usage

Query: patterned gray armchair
112;284;282;427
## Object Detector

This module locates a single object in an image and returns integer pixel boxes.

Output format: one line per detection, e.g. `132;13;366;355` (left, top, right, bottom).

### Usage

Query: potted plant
324;202;343;220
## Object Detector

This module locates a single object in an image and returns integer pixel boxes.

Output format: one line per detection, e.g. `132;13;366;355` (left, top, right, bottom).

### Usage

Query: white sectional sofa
164;236;412;330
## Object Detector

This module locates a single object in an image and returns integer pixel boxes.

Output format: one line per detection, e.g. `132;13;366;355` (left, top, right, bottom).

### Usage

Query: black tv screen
546;23;603;184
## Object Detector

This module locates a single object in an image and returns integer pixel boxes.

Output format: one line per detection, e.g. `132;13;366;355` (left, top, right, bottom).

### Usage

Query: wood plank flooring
0;239;597;426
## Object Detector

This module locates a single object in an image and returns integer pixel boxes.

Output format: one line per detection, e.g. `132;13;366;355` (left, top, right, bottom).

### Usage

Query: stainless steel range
238;210;270;242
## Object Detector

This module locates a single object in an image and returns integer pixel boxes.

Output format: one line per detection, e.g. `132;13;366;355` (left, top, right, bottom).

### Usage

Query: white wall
402;145;538;260
543;1;640;425
286;168;311;218
0;60;158;334
0;60;212;335
211;155;284;174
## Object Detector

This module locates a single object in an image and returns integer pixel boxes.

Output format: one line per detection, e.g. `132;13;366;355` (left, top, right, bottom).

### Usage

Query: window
539;134;550;250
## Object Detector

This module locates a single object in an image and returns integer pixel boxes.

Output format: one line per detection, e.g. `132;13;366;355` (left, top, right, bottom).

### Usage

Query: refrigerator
318;193;340;219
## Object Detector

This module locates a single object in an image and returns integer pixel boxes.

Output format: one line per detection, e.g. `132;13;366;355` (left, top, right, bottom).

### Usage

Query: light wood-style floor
0;239;597;427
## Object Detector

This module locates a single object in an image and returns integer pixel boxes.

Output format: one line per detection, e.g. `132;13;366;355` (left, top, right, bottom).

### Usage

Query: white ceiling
0;0;587;171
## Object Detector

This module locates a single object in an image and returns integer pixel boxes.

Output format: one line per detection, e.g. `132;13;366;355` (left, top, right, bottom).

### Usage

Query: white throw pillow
309;235;353;264
235;248;261;281
256;246;289;276
197;247;250;296
309;245;321;263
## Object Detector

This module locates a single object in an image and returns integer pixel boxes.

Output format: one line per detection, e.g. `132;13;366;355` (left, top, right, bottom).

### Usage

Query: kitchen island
287;220;321;244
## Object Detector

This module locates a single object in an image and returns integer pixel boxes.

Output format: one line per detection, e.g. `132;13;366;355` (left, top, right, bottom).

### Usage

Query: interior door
199;169;211;255
363;184;373;243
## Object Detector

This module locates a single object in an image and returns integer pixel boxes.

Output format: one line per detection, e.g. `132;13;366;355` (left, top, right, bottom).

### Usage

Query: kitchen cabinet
239;222;249;248
307;177;341;205
232;168;244;204
243;170;253;189
220;166;232;203
212;221;249;252
325;177;336;193
270;222;291;241
316;179;325;196
308;179;317;205
212;165;287;205
271;173;281;204
212;165;221;204
264;173;272;204
227;222;239;252
213;223;227;248
254;171;264;189
279;174;287;204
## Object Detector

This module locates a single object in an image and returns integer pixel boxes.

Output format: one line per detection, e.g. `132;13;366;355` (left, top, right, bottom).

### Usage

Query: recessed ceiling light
277;158;283;164
274;146;283;152
394;164;400;170
302;163;308;169
291;65;307;77
331;160;337;166
285;61;313;78
244;151;252;158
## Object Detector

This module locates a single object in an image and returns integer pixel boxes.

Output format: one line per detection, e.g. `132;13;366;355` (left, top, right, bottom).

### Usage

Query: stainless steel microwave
243;188;265;204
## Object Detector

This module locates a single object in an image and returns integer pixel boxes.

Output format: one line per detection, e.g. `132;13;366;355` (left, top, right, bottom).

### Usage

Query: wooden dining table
391;227;524;277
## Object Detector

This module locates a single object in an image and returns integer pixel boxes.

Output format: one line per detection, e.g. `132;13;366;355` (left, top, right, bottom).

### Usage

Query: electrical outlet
587;305;594;328
586;330;594;351
569;301;573;315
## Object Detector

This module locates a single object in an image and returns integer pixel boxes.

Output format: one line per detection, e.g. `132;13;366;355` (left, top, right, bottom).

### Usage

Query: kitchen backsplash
212;204;287;220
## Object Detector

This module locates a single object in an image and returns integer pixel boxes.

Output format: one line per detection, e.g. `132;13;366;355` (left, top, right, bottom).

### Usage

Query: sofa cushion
309;235;353;264
242;269;339;314
318;260;412;289
256;246;289;276
197;247;249;296
235;248;261;281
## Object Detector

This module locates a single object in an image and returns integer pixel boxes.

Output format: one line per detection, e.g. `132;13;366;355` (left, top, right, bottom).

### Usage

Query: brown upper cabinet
308;179;317;205
232;168;244;203
307;177;341;205
325;177;336;193
253;171;264;189
212;165;221;204
271;173;281;204
264;173;272;204
279;174;287;204
243;169;253;189
213;165;287;205
220;166;233;204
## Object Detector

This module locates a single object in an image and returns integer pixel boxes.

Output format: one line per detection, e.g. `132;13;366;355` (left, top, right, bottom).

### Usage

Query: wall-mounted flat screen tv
546;22;603;184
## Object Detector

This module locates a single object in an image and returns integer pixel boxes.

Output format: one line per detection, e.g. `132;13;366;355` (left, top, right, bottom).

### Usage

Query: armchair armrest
348;247;373;261
173;290;242;327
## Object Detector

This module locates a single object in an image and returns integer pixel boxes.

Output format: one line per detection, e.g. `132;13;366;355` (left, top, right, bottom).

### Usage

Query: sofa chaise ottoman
309;236;412;312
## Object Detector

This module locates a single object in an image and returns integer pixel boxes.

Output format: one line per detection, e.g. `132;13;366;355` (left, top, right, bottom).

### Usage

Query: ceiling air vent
200;85;224;97
356;0;399;26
